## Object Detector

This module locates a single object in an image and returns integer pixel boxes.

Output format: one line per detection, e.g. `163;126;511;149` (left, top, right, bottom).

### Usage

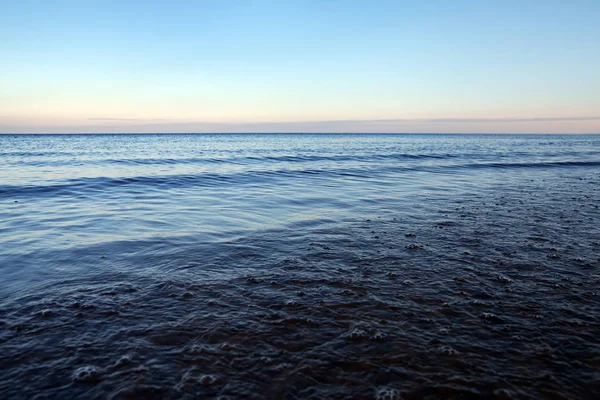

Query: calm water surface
1;134;599;399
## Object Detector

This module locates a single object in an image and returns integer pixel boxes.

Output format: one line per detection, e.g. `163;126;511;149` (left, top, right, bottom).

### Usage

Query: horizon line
2;132;600;135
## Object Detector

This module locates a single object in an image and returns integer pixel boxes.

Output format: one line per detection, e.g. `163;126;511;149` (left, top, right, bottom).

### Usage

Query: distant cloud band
82;116;600;125
2;115;599;134
322;116;600;124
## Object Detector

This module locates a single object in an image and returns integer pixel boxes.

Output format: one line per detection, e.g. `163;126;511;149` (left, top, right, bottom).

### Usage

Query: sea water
0;134;599;399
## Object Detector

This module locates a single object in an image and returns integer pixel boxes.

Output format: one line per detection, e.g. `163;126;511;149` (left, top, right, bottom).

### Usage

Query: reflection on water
0;134;599;399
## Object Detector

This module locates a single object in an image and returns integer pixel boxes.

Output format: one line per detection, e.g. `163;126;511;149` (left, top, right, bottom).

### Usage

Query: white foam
72;365;102;383
376;387;402;400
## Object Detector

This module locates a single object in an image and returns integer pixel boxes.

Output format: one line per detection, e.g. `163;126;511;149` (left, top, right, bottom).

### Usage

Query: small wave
0;151;82;157
3;152;473;168
452;160;600;170
9;148;600;169
0;167;375;199
2;159;598;199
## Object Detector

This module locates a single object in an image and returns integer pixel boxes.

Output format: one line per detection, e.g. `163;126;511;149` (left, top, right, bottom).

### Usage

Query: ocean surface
0;133;599;399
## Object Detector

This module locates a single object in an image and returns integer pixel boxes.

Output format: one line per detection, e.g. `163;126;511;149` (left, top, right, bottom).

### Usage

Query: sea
0;133;599;399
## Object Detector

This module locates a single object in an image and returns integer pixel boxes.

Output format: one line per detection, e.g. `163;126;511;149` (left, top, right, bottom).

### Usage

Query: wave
2;152;467;167
1;159;599;199
6;149;600;168
452;160;600;169
0;168;372;198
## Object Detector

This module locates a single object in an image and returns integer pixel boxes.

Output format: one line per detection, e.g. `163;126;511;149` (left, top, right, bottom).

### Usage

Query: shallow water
1;134;599;399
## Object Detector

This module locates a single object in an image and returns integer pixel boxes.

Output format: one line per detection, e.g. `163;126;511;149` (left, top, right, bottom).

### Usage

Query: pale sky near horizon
1;0;599;133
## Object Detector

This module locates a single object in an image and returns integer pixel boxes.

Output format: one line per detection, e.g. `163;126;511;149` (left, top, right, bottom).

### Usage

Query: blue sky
1;0;599;133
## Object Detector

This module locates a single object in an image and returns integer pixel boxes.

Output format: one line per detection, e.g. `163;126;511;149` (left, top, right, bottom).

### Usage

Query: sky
1;0;599;133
